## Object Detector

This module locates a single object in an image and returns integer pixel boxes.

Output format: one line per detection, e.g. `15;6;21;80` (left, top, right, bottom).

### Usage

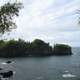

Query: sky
0;0;80;47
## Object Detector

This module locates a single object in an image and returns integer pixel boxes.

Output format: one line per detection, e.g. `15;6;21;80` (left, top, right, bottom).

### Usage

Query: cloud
16;0;79;30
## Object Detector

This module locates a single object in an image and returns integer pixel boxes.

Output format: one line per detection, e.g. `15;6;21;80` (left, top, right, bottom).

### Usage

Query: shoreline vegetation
0;39;72;58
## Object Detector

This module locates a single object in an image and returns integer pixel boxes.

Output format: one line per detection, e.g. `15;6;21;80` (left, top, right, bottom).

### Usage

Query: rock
53;44;72;55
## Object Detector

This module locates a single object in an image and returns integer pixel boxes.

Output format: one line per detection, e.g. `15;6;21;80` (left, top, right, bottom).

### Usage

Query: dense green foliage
0;39;53;57
0;39;72;57
0;2;22;34
53;44;72;55
30;39;52;56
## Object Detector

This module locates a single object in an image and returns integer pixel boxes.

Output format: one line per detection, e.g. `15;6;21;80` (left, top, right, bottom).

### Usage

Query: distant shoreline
0;39;72;58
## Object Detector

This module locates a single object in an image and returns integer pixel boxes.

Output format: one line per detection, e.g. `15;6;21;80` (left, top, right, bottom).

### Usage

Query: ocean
0;47;80;80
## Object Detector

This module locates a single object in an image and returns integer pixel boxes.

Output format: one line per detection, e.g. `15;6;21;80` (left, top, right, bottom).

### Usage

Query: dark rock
53;44;72;55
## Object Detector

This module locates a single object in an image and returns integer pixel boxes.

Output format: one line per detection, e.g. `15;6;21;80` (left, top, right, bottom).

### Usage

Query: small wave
1;62;7;65
36;76;43;80
64;70;69;73
1;61;14;65
13;71;16;74
62;73;76;78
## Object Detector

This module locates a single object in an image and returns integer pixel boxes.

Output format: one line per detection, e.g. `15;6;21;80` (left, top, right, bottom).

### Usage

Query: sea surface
0;47;80;80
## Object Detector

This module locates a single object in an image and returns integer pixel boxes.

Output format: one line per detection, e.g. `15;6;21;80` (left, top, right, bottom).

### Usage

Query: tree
53;44;72;55
77;10;80;24
30;39;53;56
0;2;22;34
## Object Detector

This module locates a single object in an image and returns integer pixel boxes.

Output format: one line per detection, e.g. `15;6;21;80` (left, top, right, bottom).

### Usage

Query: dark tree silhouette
0;39;72;57
77;10;80;24
53;44;72;55
30;39;53;56
0;2;22;34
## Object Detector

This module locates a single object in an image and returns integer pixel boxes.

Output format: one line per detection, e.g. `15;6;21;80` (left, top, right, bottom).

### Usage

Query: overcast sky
0;0;80;47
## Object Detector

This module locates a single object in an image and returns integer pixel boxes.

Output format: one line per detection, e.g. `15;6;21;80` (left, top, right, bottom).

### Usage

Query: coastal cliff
0;39;72;57
53;44;72;55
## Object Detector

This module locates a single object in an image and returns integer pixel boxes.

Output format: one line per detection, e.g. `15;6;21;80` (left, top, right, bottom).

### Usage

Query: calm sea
0;47;80;80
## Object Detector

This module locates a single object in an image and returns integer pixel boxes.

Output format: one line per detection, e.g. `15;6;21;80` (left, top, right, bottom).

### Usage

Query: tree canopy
0;2;22;34
77;10;80;24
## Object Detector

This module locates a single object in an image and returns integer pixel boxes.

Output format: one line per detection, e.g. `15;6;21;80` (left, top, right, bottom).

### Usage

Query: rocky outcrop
53;44;72;55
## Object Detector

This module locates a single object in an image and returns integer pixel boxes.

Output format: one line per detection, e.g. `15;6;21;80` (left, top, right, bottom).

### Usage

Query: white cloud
17;0;79;29
27;0;55;15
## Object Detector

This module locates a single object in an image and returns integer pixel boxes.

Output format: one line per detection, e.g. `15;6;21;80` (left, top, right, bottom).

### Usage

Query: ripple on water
36;76;43;80
62;73;76;78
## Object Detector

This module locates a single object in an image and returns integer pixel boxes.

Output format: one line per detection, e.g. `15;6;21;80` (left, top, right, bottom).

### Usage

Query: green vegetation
0;1;23;58
0;39;72;58
0;2;22;34
53;44;72;55
30;39;53;56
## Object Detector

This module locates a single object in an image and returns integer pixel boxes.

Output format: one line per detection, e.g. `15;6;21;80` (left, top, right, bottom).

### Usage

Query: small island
0;39;72;58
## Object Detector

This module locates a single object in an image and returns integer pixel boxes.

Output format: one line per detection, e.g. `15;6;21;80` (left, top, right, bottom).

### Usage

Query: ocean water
0;47;80;80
